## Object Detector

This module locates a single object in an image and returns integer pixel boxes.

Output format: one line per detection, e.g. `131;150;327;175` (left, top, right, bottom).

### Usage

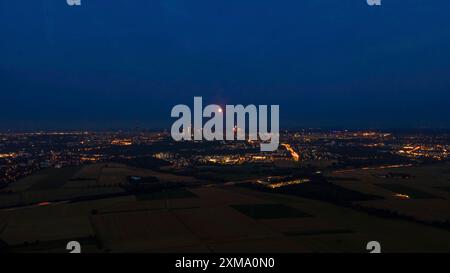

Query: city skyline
2;0;450;257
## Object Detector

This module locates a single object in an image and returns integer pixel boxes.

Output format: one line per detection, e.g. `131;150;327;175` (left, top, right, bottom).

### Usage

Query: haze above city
1;0;450;130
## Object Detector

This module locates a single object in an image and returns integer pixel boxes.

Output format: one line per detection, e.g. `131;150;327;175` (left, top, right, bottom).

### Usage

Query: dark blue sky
1;0;450;130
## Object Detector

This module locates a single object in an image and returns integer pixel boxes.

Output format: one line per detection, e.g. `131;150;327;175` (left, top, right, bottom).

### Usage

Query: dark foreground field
1;163;450;253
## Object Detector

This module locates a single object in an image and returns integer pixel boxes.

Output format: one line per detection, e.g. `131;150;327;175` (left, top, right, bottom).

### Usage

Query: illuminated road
281;143;300;161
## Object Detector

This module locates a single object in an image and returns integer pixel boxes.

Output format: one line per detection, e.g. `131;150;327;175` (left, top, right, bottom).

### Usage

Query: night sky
1;0;450;130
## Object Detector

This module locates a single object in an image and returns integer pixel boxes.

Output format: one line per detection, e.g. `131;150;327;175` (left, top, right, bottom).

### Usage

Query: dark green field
135;188;197;201
231;203;312;219
28;166;83;191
